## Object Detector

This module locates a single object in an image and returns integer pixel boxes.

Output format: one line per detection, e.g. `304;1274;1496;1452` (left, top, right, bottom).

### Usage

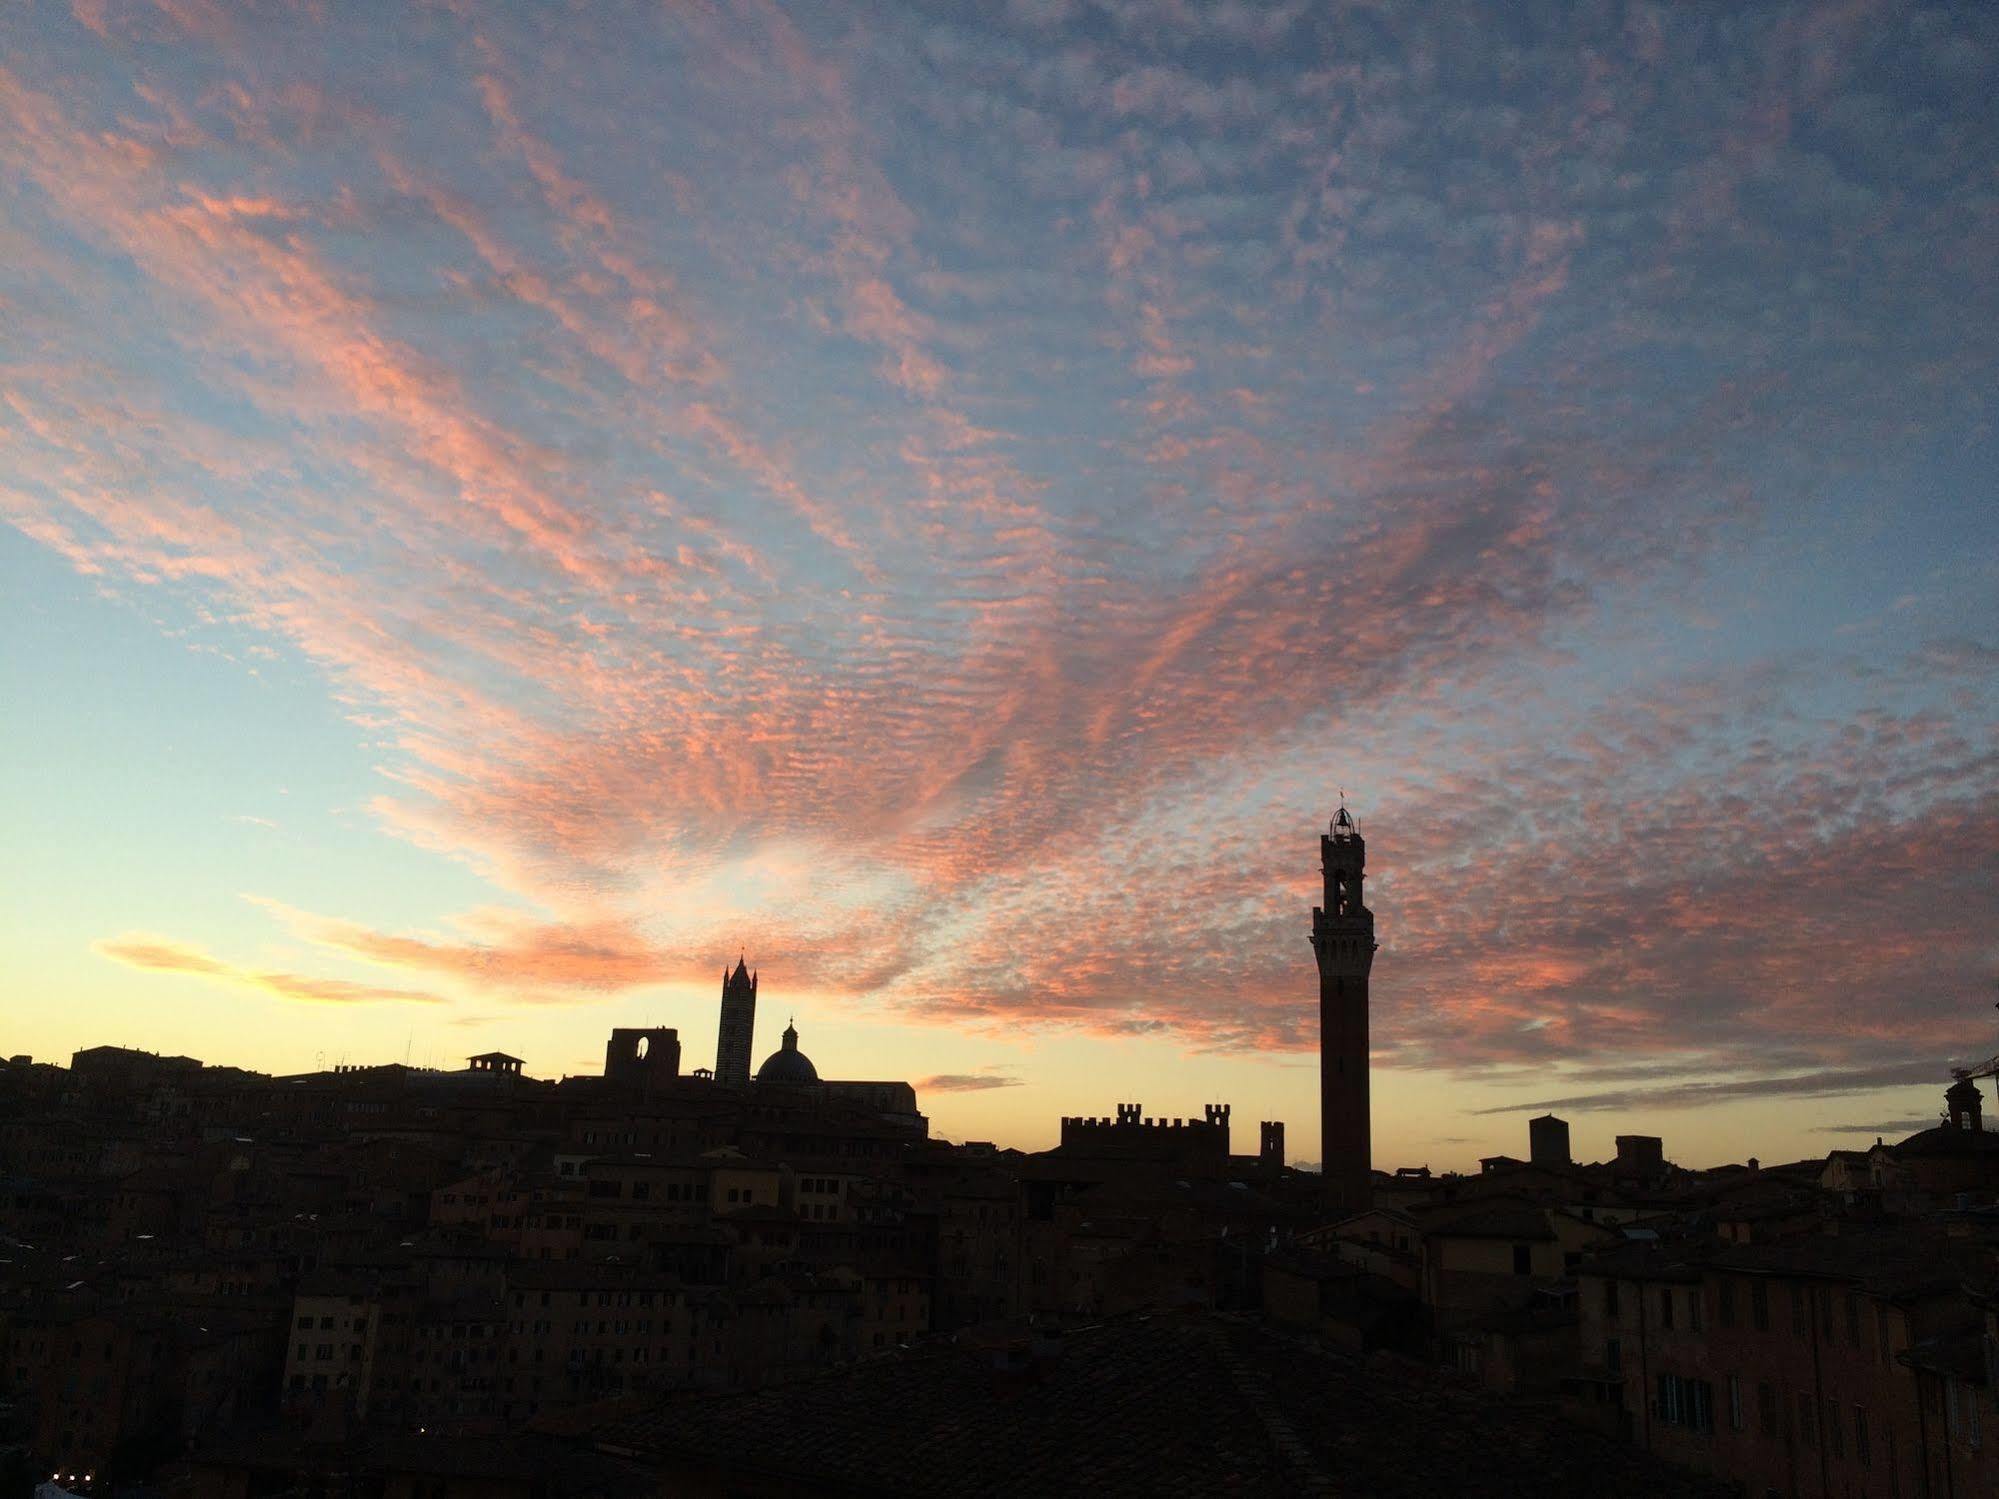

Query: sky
2;0;1995;1172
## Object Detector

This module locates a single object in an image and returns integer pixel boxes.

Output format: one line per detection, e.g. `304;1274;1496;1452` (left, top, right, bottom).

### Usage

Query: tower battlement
1259;1120;1285;1165
1058;1103;1233;1160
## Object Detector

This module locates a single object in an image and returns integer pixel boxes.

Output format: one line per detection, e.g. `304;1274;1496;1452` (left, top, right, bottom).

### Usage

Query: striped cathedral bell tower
1311;805;1377;1213
715;956;757;1089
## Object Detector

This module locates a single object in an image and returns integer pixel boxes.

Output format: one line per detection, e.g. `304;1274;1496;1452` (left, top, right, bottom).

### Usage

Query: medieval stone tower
715;956;757;1089
1311;805;1377;1213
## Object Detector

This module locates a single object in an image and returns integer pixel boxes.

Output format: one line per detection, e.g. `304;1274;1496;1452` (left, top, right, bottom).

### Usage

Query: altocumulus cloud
2;0;1992;1093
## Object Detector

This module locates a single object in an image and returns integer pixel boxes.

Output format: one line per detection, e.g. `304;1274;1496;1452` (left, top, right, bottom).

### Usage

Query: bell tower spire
715;954;757;1089
1312;803;1377;1213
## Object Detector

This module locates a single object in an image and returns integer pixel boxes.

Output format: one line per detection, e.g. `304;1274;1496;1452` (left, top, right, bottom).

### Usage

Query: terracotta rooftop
1577;1242;1703;1285
579;1310;1728;1497
1893;1123;1999;1159
1420;1199;1557;1242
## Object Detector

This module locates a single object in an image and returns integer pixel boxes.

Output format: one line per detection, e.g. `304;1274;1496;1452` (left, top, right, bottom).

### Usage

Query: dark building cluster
0;813;1991;1498
1277;1081;1999;1499
0;960;1326;1495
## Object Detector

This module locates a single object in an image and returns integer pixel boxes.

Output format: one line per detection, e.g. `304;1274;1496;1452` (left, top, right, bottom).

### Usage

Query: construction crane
1948;980;1999;1083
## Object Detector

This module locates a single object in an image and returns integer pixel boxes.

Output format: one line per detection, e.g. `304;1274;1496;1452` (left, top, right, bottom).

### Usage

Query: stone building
1312;805;1377;1214
1570;1225;1993;1498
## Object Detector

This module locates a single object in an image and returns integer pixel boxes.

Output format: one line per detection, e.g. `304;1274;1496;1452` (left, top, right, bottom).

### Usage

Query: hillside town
3;1030;1991;1496
2;817;1992;1497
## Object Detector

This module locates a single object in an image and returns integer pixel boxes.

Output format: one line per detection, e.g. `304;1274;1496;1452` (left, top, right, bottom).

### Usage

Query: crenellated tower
715;956;757;1089
1311;805;1377;1213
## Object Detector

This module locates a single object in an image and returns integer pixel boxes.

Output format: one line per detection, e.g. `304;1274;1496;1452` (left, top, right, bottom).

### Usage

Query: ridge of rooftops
1574;1222;1983;1298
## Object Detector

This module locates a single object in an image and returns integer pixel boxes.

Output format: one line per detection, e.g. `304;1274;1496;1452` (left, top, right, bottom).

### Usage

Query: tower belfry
1311;804;1377;1213
716;956;757;1089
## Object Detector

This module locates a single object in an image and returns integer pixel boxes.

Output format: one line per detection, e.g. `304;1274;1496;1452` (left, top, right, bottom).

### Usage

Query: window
1826;1400;1842;1458
1690;1289;1702;1332
1751;1280;1769;1332
1846;1294;1863;1347
1660;1288;1674;1329
1606;1338;1621;1375
1854;1406;1870;1466
1655;1374;1715;1433
1758;1382;1778;1438
1797;1391;1816;1446
1728;1375;1744;1431
1717;1278;1736;1327
1605;1280;1621;1318
1947;1381;1981;1448
1791;1286;1807;1336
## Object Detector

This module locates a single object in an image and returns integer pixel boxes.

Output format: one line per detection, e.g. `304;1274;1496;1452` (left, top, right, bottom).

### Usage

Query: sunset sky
3;0;1995;1171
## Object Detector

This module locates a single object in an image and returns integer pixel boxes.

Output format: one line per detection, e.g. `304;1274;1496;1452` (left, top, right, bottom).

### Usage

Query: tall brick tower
1311;805;1376;1214
715;956;757;1089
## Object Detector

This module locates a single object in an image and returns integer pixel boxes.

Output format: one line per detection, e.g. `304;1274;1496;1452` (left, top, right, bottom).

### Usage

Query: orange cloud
95;934;448;1006
247;898;680;997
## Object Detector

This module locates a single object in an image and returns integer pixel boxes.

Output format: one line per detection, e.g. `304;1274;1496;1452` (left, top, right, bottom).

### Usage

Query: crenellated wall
1058;1103;1232;1160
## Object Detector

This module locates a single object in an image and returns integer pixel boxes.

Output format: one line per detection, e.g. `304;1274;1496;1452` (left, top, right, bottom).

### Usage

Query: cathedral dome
755;1020;819;1084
